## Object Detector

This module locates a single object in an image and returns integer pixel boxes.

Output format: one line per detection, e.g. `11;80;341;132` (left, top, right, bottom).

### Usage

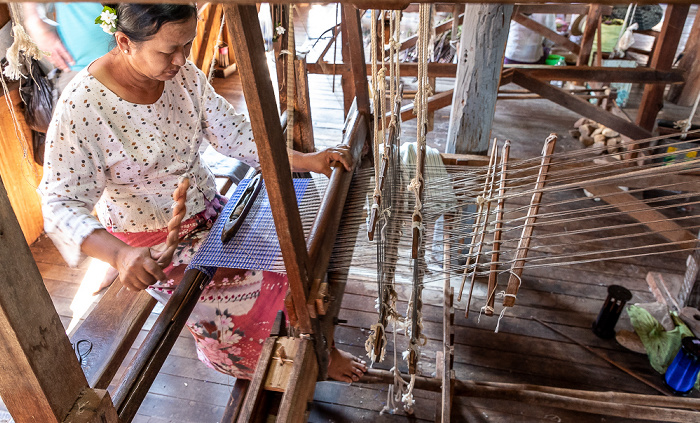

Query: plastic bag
614;22;638;57
627;304;694;373
19;56;54;134
19;56;54;164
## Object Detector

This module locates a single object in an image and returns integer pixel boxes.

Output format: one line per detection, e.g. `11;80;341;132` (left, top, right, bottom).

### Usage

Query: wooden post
576;5;603;67
342;5;370;118
446;4;513;155
0;178;118;422
0;86;43;244
294;57;315;153
339;12;354;117
224;4;313;335
666;12;700;106
636;4;691;131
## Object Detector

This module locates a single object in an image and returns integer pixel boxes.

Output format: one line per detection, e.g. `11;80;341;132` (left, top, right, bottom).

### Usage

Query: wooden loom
1;2;700;423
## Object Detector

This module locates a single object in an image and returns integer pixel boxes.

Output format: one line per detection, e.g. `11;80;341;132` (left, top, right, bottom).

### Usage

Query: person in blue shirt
23;3;112;95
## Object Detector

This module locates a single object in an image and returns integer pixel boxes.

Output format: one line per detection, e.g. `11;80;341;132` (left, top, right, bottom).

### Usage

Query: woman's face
128;16;198;81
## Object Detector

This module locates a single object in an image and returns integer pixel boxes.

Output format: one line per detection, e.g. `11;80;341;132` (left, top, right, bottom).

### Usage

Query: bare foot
328;347;367;383
93;266;119;295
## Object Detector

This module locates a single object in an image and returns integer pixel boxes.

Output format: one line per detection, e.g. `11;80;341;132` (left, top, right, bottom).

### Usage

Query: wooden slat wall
0;84;44;244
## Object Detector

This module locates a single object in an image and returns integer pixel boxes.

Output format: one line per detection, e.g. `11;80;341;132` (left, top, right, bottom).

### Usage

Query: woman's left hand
291;145;354;177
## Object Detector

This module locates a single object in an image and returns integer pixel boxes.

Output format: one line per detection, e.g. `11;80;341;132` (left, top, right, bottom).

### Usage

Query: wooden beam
294;57;315;153
192;3;223;74
306;62;684;85
507;66;684;84
112;269;210;422
577;5;604;67
583;184;697;250
224;4;313;334
0;86;43;244
667;10;700;106
398;13;464;52
397;89;453;122
512;13;580;55
512;70;653;140
514;4;594;15
70;280;156;389
236;337;278;423
63;388;120;423
637;4;691;131
0;178;94;422
220;379;250;422
341;4;370;117
339;14;354;117
360;369;700;422
276;338;319;422
307;102;366;305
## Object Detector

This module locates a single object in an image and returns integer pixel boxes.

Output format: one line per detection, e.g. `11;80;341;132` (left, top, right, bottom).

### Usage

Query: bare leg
327;346;367;383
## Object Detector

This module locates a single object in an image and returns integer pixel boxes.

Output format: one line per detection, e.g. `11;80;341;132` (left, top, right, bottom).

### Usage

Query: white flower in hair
100;23;114;34
100;10;117;26
95;6;118;35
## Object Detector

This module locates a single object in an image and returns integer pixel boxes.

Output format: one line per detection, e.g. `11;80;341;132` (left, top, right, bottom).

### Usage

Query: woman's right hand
114;245;167;291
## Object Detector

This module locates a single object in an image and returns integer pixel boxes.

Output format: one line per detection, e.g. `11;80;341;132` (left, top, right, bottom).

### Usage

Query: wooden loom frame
1;1;700;423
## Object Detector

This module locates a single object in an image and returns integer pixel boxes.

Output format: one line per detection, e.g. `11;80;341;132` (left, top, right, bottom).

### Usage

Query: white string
495;306;508;333
680;90;700;140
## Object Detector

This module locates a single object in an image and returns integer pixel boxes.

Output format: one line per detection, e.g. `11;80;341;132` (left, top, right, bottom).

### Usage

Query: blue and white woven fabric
188;177;311;273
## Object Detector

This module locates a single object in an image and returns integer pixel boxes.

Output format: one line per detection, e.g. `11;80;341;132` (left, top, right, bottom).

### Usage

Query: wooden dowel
485;140;510;316
367;155;388;241
466;139;499;318
503;134;557;307
534;318;670;397
368;85;402;241
411;125;427;260
458;139;498;301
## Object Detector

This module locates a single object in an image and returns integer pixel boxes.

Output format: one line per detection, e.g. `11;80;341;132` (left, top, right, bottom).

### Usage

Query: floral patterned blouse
40;61;260;266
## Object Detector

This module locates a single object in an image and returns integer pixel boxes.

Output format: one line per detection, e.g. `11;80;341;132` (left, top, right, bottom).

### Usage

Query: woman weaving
39;4;367;383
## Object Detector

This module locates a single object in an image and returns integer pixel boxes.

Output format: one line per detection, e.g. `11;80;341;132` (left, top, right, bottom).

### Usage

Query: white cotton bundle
4;24;45;80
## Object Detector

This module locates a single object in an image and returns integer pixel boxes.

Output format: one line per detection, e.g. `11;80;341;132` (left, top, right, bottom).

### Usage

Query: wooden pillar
341;5;370;118
0;86;43;244
224;4;313;335
0;178;118;422
576;5;604;67
667;12;700;106
340;12;354;117
294;57;315;153
446;4;513;155
636;5;691;132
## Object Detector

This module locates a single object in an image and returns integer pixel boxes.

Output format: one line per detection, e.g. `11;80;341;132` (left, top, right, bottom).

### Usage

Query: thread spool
592;284;632;339
665;337;700;396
